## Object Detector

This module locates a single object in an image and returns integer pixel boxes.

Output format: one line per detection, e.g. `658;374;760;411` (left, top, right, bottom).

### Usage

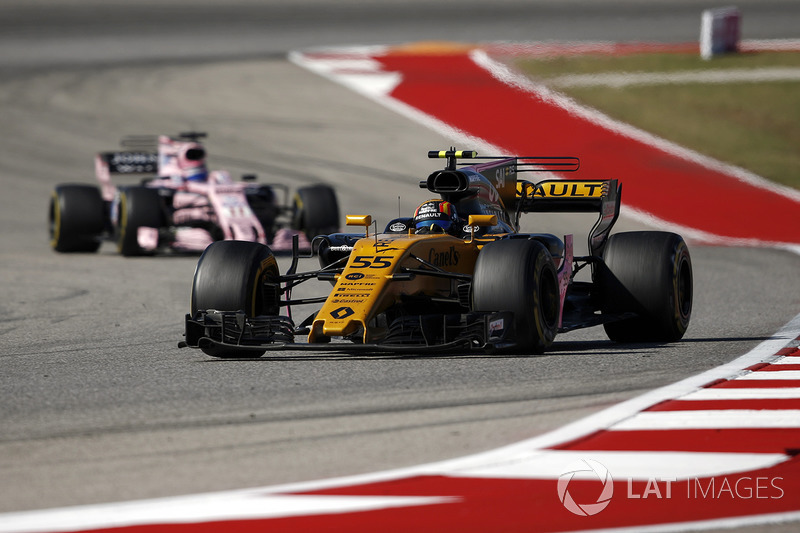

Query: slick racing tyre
472;238;559;354
191;240;280;358
292;184;340;238
49;184;105;253
116;187;164;256
597;231;693;342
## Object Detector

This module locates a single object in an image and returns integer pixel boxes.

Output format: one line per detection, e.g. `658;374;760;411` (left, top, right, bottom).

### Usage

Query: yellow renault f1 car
180;150;692;357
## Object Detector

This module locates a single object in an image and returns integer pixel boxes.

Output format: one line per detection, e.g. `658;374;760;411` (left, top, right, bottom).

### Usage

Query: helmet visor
416;219;452;231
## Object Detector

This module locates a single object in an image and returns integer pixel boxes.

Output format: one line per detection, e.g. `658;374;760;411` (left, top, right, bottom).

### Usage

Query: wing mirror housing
346;215;373;237
466;214;497;242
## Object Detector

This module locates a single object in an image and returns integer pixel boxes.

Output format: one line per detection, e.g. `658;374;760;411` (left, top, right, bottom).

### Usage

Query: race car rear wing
516;178;621;257
96;151;159;175
94;151;159;201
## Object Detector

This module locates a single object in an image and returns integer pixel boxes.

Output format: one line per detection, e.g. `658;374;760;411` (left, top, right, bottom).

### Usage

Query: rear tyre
292;184;340;238
49;184;105;253
598;231;693;342
472;239;559;354
191;240;280;358
116;187;164;256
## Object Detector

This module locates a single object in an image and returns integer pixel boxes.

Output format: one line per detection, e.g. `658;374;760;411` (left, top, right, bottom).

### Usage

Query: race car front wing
181;309;517;354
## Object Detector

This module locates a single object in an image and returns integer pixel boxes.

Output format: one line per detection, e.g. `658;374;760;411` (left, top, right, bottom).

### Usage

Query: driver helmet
413;199;459;234
180;144;208;182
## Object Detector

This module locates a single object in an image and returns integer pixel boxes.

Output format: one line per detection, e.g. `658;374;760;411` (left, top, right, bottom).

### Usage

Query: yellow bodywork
309;232;481;344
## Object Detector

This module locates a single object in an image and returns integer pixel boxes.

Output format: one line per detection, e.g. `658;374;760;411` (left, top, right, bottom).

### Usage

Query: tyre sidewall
472;239;559;353
191;240;279;318
599;231;693;342
116;187;164;256
50;184;104;253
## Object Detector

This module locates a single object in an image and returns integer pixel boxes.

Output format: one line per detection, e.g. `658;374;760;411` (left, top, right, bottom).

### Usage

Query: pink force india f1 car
180;149;693;357
49;132;340;256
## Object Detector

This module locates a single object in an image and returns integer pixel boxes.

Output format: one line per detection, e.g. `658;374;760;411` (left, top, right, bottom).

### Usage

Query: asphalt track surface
1;1;799;529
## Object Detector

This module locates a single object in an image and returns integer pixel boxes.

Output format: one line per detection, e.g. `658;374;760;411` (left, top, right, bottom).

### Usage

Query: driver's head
180;144;208;182
413;199;458;234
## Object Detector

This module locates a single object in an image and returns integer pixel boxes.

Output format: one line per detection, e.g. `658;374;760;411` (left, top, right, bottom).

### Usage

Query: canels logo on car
428;246;460;267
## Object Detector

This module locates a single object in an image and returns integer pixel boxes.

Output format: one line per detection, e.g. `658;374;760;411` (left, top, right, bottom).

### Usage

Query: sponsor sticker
389;222;408;232
330;306;355;319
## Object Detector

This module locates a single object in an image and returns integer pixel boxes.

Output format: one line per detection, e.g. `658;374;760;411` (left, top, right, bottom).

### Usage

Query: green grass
514;52;800;190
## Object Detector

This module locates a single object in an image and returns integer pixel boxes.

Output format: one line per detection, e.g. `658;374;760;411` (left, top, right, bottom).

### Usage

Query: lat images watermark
557;459;614;516
557;460;785;516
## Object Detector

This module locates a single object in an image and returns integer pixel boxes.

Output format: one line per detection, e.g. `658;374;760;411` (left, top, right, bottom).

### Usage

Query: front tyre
116;187;164;256
191;240;280;358
49;184;105;253
472;239;559;354
598;231;693;342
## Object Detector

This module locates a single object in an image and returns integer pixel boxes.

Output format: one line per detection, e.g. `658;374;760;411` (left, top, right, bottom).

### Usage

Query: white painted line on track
0;495;455;533
431;449;787;481
737;370;800;380
612;410;800;430
295;55;403;97
547;67;800;88
303;58;385;72
681;387;800;400
771;356;800;364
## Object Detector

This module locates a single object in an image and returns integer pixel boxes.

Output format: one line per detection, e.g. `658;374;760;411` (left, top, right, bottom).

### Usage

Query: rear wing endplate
516;179;622;257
